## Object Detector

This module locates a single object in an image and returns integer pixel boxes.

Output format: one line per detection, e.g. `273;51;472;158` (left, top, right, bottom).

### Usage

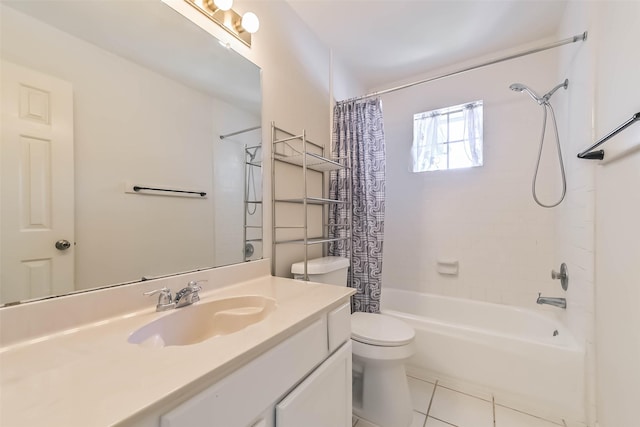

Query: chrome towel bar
578;112;640;160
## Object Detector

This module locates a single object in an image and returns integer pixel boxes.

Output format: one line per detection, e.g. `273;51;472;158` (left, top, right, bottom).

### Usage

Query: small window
411;100;483;172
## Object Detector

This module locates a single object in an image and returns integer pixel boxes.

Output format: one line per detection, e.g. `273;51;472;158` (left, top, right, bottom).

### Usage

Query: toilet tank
291;256;350;286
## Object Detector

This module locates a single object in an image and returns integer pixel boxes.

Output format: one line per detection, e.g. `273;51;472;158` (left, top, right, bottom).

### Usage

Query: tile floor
352;375;568;427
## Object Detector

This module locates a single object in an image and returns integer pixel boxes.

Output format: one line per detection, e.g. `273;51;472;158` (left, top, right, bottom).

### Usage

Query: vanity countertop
0;276;354;427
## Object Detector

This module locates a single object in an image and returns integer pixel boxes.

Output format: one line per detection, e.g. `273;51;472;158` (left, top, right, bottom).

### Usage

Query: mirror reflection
0;0;262;306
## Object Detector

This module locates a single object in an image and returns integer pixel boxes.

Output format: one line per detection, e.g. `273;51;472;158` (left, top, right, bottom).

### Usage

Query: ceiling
286;0;569;92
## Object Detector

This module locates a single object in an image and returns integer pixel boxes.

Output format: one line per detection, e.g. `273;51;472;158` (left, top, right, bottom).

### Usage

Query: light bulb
213;0;233;11
241;12;259;33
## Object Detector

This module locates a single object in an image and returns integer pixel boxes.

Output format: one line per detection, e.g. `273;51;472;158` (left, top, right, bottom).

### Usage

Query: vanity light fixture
213;0;233;11
185;0;259;47
240;11;259;34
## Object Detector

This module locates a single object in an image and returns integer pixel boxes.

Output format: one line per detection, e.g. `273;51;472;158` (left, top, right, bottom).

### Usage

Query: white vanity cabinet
159;302;352;427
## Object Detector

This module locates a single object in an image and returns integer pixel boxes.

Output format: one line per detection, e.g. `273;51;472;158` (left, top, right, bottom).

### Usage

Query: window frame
411;100;483;172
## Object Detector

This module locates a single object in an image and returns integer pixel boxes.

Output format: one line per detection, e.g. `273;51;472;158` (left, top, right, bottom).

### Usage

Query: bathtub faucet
537;293;566;309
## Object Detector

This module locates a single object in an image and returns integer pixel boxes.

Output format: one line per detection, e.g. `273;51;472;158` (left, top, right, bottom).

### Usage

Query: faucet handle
187;280;203;292
551;263;569;290
144;287;175;311
144;287;172;301
187;280;204;304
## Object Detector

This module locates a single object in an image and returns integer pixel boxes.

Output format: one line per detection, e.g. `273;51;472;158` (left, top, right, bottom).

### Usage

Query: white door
276;341;353;427
1;60;75;304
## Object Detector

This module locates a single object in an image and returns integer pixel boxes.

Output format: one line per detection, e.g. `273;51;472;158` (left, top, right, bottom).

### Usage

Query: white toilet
292;256;416;427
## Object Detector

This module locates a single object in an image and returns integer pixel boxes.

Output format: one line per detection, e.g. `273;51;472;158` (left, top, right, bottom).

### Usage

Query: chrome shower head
542;79;569;102
509;83;543;104
510;79;569;105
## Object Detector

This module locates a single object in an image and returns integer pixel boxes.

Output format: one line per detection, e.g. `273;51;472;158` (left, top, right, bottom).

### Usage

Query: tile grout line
437;383;493;403
494;402;566;426
428;415;458;426
420;379;438;427
492;395;496;427
427;380;439;416
423;379;439;426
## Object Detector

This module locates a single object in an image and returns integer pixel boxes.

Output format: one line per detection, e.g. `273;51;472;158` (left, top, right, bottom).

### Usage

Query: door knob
55;240;72;250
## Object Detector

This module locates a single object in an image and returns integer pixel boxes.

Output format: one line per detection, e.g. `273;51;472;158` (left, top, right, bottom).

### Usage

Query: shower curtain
329;98;386;313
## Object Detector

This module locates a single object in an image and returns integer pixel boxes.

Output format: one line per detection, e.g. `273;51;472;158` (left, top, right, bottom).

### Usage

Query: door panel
1;60;75;303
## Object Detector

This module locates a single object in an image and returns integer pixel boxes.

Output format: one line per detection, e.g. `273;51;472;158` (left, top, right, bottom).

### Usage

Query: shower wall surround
381;48;562;308
380;3;639;426
554;3;596;424
589;3;640;427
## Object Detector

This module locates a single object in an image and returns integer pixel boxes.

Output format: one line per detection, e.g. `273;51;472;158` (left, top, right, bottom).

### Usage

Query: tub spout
537;293;566;309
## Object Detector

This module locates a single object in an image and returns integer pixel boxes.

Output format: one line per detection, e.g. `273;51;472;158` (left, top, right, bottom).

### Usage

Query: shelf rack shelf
274;197;347;205
271;122;350;280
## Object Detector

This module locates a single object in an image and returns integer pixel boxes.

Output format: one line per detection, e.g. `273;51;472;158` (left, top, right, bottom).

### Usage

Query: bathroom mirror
0;0;262;306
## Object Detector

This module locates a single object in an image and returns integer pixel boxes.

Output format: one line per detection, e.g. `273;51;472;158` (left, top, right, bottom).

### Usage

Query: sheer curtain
463;103;483;166
329;98;386;313
411;112;442;172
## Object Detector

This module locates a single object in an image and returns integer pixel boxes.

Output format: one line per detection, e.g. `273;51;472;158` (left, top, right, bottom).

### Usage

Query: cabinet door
160;317;328;427
276;341;352;427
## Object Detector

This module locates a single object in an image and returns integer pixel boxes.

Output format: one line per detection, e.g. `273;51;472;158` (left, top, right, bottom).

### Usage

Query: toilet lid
351;312;415;347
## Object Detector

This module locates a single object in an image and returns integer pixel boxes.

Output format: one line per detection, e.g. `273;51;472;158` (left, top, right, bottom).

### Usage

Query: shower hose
532;102;567;208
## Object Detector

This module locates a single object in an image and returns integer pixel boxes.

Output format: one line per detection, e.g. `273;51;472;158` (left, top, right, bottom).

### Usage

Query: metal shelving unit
271;122;350;280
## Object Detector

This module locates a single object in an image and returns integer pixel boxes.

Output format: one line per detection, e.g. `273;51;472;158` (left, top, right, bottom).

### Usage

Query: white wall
380;47;562;307
590;2;640;426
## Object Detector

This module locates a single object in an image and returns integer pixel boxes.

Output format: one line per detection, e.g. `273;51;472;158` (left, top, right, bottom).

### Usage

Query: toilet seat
351;312;415;347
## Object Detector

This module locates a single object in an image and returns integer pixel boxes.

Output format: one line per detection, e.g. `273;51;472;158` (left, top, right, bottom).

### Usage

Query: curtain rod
219;125;261;140
341;31;588;103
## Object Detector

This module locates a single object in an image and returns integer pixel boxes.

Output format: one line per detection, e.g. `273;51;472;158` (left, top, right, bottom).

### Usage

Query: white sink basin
128;295;277;348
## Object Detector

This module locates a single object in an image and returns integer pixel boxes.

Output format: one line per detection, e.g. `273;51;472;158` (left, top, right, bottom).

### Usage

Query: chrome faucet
174;281;203;308
144;281;204;311
537;292;567;309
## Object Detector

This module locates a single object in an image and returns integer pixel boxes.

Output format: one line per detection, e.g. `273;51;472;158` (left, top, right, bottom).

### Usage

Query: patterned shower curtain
329;98;386;313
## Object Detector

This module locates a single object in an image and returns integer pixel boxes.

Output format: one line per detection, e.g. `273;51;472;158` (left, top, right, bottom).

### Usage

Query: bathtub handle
551;263;569;291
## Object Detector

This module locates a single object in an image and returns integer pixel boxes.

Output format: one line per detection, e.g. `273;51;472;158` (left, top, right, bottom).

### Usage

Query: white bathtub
381;288;586;423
